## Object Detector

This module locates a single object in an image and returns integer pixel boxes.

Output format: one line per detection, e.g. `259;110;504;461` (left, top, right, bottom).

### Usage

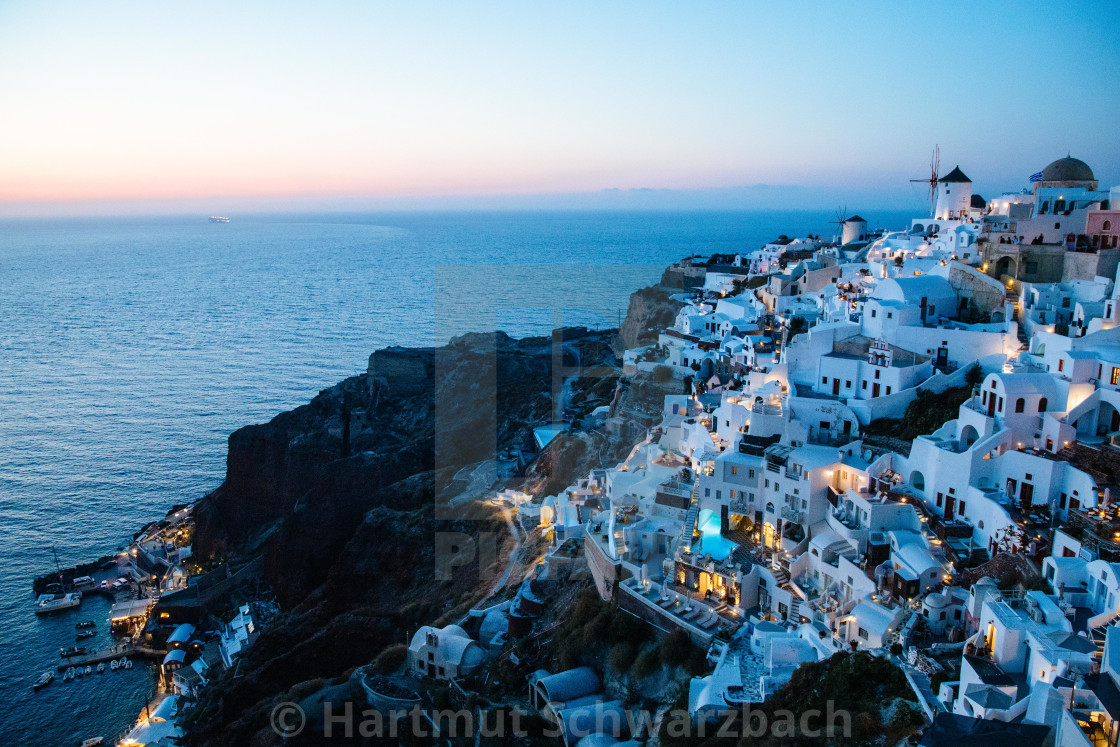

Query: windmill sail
909;146;940;217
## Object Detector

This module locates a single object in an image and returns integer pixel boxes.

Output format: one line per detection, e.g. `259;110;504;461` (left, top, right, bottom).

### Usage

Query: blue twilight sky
0;0;1118;215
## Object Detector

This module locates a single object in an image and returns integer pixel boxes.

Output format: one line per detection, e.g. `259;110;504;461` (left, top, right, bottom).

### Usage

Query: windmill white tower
830;207;867;245
933;166;973;221
841;215;868;245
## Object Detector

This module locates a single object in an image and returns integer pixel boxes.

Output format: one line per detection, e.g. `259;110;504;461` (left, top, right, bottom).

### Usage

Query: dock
57;643;165;671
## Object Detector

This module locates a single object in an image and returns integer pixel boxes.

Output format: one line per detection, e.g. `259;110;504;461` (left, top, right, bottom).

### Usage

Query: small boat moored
110;659;118;671
76;630;95;641
95;663;105;674
80;738;104;747
33;671;54;690
60;646;87;658
75;621;95;629
36;592;82;616
84;666;92;675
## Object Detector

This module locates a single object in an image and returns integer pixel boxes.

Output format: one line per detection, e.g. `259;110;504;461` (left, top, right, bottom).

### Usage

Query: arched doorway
762;521;776;549
995;256;1017;279
960;425;980;449
910;471;925;491
1099;402;1120;436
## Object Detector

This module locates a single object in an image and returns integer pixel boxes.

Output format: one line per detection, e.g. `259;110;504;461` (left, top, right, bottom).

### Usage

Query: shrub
745;275;769;289
373;643;407;674
608;610;648;645
965;363;983;386
652;365;673;383
658;629;693;668
632;648;662;680
1020;575;1051;592
287;678;325;701
609;641;637;672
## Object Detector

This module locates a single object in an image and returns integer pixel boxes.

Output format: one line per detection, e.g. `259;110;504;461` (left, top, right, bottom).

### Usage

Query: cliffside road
457;506;523;625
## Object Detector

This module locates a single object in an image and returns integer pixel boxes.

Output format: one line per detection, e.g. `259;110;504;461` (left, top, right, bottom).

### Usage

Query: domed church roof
1042;156;1094;182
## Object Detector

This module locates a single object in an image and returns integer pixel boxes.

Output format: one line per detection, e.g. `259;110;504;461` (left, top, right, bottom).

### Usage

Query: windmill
829;205;850;242
910;145;940;217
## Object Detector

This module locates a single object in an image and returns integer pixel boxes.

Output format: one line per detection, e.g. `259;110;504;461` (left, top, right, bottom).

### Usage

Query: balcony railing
730;500;752;515
658;481;693;499
781;506;802;524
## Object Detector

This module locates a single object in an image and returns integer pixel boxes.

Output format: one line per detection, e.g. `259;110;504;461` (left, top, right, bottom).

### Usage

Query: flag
1029;171;1043;182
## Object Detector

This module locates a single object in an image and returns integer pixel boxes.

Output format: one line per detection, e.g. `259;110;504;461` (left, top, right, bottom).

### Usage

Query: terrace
620;577;742;640
1068;505;1120;561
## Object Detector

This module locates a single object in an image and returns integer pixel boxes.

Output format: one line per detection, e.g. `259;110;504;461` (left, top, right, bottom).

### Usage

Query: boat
36;592;82;616
123;659;133;670
74;666;83;677
60;646;87;658
208;216;230;223
84;666;92;675
32;671;54;690
76;630;95;641
75;621;95;629
64;667;75;680
80;738;104;747
96;663;105;674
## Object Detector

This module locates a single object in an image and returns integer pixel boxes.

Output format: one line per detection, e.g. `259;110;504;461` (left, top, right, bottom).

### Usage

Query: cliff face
185;328;617;744
615;284;685;353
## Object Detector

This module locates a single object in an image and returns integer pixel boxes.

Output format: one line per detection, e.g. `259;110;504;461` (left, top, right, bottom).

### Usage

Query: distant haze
1;1;1117;216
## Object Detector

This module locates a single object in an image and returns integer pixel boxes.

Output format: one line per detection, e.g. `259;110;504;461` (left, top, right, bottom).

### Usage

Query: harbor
22;500;275;745
21;506;200;746
57;643;164;673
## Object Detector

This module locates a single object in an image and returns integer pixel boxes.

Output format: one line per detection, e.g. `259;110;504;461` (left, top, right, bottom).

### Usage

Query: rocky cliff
185;328;616;744
614;284;685;353
184;275;690;744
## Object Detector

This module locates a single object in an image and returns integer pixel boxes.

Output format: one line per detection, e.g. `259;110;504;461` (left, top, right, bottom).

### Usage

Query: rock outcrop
614;284;685;353
184;328;617;745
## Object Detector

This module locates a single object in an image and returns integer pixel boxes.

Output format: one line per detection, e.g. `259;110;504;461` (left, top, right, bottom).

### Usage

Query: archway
995;256;1017;279
910;471;926;491
960;425;980;449
762;521;776;549
1099;402;1120;436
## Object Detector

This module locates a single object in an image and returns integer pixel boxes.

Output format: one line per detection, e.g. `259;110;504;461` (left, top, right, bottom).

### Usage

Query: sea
0;209;911;745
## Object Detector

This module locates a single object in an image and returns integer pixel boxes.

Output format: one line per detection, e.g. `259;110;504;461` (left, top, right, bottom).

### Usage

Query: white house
407;624;487;680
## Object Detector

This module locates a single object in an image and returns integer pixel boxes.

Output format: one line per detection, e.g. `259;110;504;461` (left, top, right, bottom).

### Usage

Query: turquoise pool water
695;509;736;561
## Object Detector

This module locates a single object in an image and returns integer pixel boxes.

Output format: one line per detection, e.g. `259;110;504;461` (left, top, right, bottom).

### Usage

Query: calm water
0;210;908;744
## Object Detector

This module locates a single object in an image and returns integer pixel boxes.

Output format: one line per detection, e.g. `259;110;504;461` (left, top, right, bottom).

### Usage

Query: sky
1;1;1118;215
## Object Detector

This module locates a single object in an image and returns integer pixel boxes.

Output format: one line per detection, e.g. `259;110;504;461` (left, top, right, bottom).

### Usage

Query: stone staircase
772;565;790;588
732;637;765;702
679;481;701;548
903;665;942;717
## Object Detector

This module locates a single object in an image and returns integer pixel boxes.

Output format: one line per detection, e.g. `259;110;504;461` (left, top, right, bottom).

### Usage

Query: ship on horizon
208;216;230;223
